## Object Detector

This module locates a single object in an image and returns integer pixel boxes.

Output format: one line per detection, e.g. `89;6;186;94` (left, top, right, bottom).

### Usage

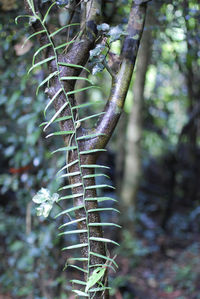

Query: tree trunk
121;9;153;228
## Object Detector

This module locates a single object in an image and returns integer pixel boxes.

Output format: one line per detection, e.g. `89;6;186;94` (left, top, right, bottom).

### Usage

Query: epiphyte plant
17;0;150;297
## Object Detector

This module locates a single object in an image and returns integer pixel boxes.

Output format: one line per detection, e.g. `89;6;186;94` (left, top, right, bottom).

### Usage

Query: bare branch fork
24;0;150;297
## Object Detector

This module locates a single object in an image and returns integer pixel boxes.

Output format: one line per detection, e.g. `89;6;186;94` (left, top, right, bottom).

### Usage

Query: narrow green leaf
15;15;37;24
28;56;55;74
57;159;79;175
58;171;81;178
32;43;51;66
68;257;88;262
36;71;59;95
83;174;110;179
70;279;87;286
89;223;121;228
39;121;48;127
85;267;106;293
77;112;105;123
86;184;115;190
89;263;116;272
67;85;97;96
73;290;89;297
51;145;77;155
44;100;68;131
58;62;90;73
77;133;106;141
88;208;120;213
55;40;75;50
54;115;73;123
71;99;103;110
46;130;74;138
80;149;107;155
60;76;93;84
81;164;109;169
44;88;62;117
58;229;87;236
90;252;118;268
62;243;88;250
49;23;79;37
85;197;117;203
42;2;56;24
58;182;82;191
89;237;120;246
23;30;46;48
55;204;84;218
59;217;86;229
58;193;83;201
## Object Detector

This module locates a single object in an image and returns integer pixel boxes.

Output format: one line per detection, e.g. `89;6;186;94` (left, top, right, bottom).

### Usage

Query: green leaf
71;99;103;110
46;130;74;138
58;193;83;201
81;164;109;169
73;290;89;297
42;1;56;24
51;145;77;155
89;222;121;228
60;76;93;84
90;252;118;268
85;267;106;293
68;257;88;262
36;71;59;95
28;56;55;74
88;208;120;213
58;171;81;178
57;159;79;174
58;62;90;73
86;184;115;190
62;243;88;250
44;100;68;131
58;182;82;191
55;40;75;50
23;30;46;46
85;197;117;203
59;217;86;229
44;88;63;117
58;229;87;236
15;15;37;24
77;133;106;141
67;85;97;96
77;112;105;123
83;174;110;179
80;149;107;155
32;43;51;66
89;237;120;246
55;204;84;218
49;23;79;37
70;279;87;286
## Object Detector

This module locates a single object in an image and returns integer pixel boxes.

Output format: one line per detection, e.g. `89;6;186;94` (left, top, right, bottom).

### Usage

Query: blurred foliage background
0;0;200;298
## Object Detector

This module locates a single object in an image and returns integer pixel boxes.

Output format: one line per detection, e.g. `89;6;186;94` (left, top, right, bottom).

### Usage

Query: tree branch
89;1;149;150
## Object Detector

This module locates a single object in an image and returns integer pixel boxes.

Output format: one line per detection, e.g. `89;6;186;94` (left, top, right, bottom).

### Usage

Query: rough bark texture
24;0;150;297
121;9;153;222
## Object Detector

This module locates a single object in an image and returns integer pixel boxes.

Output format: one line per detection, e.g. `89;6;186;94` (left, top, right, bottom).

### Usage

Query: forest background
0;0;200;298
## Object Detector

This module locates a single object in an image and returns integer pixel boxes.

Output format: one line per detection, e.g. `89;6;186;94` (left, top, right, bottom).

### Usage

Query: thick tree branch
89;1;149;150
